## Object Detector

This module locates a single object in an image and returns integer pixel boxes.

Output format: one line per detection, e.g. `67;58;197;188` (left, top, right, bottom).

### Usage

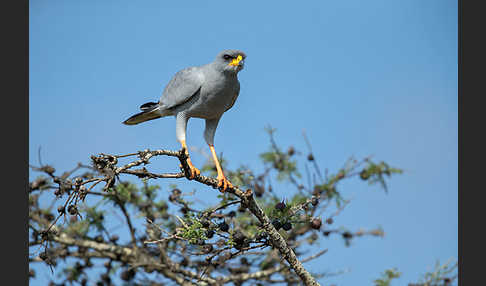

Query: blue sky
29;0;457;285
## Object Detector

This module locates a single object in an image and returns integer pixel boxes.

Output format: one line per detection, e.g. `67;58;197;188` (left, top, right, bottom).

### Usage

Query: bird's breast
186;79;239;119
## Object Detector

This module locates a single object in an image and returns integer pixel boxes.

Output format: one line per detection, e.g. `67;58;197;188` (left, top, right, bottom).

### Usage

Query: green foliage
179;215;207;245
105;182;141;205
64;204;105;237
288;193;308;210
259;256;278;271
360;160;403;193
313;182;344;207
141;180;160;200
232;210;259;236
227;165;256;189
243;222;260;238
414;259;457;286
65;219;90;238
82;204;106;233
374;268;401;286
260;150;300;181
61;265;83;282
29;126;413;286
225;235;236;247
154;200;169;212
216;191;238;206
260;127;301;182
162;219;177;234
263;195;310;230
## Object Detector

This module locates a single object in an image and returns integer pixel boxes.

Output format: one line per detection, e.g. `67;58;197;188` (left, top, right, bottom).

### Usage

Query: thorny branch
29;139;403;285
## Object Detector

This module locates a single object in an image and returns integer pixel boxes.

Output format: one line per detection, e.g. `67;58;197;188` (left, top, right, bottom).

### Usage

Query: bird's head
214;49;246;74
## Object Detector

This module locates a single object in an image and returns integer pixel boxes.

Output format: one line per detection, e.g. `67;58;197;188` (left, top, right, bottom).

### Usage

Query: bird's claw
181;159;200;180
217;175;233;192
188;165;201;179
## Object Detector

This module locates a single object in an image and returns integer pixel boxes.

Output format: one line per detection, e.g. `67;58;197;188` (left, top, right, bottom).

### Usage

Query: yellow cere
229;55;243;66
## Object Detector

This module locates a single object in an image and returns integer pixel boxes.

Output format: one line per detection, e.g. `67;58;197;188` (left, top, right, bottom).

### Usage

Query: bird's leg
180;140;200;179
209;144;233;192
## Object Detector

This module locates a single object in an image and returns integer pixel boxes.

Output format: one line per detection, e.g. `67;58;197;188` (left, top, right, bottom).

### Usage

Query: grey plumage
123;49;245;145
123;49;246;191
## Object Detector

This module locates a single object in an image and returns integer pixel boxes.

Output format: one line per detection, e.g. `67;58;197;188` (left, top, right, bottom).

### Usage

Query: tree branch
123;148;321;286
34;148;322;286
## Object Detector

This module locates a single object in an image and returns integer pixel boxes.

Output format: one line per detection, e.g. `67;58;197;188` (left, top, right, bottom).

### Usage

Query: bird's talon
183;155;200;180
217;176;233;193
187;166;200;180
193;167;201;177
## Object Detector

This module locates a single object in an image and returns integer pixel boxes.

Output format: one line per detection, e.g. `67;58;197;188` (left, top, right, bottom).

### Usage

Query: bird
123;49;246;192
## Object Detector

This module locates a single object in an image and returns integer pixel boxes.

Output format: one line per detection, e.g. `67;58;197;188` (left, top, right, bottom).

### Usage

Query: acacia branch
36;228;298;286
32;148;321;286
111;148;321;286
47;231;210;286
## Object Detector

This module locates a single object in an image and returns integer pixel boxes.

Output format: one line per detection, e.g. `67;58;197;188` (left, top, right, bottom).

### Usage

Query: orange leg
209;145;233;192
180;140;200;179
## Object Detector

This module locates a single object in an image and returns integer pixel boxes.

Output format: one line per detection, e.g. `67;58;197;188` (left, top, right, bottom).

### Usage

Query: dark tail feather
140;102;159;111
123;104;162;125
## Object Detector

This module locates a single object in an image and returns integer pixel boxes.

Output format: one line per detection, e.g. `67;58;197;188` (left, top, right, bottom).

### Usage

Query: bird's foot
217;174;233;192
188;165;201;179
186;162;200;180
180;157;200;179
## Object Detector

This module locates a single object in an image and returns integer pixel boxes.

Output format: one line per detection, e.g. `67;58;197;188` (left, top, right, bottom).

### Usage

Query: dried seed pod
67;205;78;216
287;146;295;156
342;231;353;239
272;219;282;230
206;230;215;239
282;222;292;231
360;170;370;180
120;269;136;281
311;218;322;230
218;222;229;232
275;200;286;211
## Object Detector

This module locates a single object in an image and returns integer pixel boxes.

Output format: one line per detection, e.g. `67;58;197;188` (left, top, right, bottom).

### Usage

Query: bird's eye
223;54;232;60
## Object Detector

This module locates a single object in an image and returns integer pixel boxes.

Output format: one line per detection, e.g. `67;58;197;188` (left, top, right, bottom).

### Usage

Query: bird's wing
159;66;204;109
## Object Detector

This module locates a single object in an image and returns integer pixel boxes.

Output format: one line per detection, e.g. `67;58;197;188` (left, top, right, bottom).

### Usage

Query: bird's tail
123;102;165;125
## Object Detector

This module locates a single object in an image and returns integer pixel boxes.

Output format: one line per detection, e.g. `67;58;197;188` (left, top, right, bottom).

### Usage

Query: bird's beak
228;55;243;66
